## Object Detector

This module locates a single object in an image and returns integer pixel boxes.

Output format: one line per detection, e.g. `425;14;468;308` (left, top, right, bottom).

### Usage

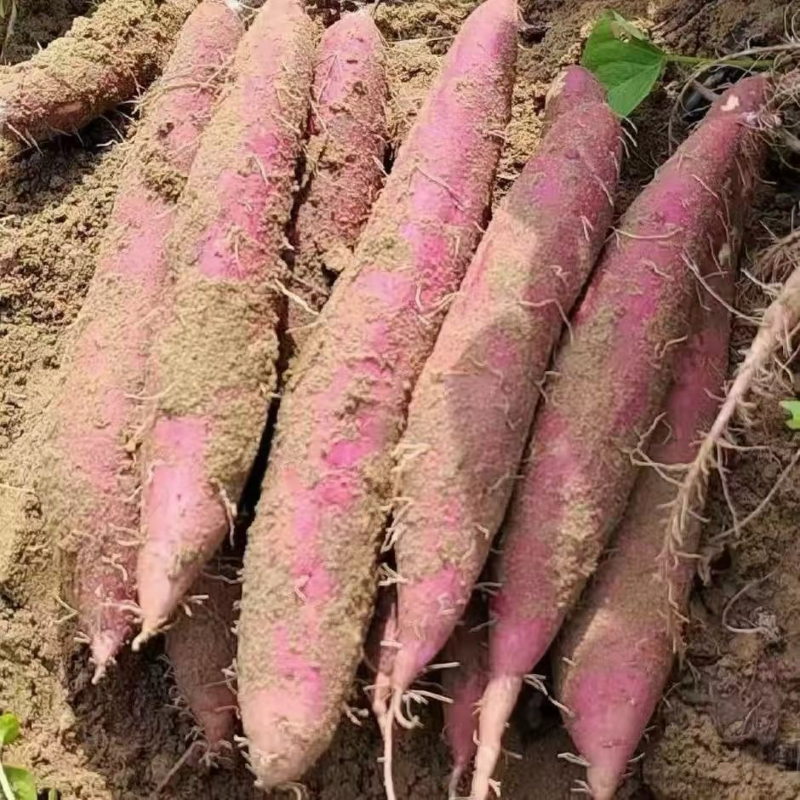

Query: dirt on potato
0;0;798;798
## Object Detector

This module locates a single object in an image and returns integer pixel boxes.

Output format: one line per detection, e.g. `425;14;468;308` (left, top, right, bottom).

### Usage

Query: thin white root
471;676;521;800
132;618;165;652
448;764;464;799
370;675;391;727
276;782;309;800
155;740;204;793
382;691;399;800
659;258;800;648
91;663;108;685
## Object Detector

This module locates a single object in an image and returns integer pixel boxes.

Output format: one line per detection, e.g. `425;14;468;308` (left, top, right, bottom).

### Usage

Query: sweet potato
553;260;733;800
135;0;315;642
40;0;244;681
0;0;198;146
166;569;239;753
388;65;621;701
442;600;488;799
286;10;388;355
237;0;518;788
472;75;772;799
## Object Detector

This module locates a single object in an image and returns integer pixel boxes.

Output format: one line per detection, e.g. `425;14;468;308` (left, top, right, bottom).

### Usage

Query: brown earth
1;0;799;798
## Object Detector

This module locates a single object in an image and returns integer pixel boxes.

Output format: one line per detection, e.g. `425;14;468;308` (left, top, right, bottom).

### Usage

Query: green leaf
0;716;20;748
609;10;648;40
582;11;667;117
780;400;800;430
5;766;36;800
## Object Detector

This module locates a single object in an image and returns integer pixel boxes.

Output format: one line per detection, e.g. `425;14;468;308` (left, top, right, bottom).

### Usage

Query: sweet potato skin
473;75;771;799
0;0;199;145
390;66;621;693
137;0;315;637
39;0;244;679
287;10;388;354
238;0;518;787
166;571;239;752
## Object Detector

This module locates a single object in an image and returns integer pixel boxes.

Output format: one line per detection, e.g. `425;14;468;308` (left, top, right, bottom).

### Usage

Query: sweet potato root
364;587;400;726
166;569;239;754
472;75;772;799
553;259;733;800
286;10;388;355
237;0;518;788
661;238;800;615
136;0;315;642
0;0;199;145
442;600;488;799
388;65;621;702
40;0;244;681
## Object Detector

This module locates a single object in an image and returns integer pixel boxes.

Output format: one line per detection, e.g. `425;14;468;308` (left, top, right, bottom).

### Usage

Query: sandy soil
1;0;799;798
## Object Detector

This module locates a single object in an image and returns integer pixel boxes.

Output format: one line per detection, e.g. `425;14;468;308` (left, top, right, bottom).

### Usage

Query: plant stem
667;53;772;70
0;764;16;800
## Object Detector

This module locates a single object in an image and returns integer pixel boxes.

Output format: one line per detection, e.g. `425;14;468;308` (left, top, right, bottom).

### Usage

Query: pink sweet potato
442;600;489;799
286;10;389;354
136;0;315;641
472;75;772;799
237;0;518;787
553;260;733;800
388;66;621;701
0;0;198;145
166;569;239;753
40;0;244;681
